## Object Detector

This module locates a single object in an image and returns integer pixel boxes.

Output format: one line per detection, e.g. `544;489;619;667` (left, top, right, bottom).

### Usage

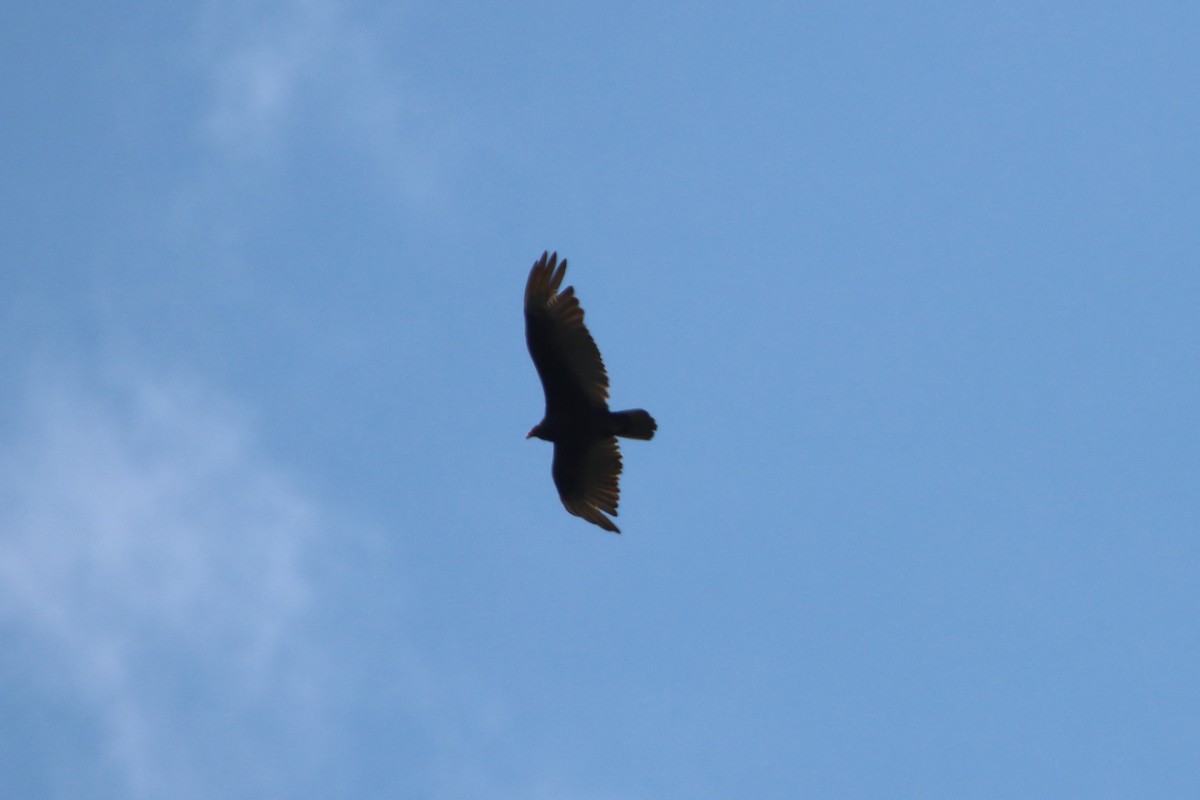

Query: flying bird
525;251;657;533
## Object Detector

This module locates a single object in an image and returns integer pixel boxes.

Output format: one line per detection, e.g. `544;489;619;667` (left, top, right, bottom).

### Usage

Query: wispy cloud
198;0;335;157
0;365;616;799
194;0;440;202
0;366;326;798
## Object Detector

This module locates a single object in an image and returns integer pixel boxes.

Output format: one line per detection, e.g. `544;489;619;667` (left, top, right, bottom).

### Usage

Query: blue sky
2;2;1197;797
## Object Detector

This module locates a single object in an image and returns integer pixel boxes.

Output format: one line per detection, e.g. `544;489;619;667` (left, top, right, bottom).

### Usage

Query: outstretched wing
552;436;623;533
524;251;609;410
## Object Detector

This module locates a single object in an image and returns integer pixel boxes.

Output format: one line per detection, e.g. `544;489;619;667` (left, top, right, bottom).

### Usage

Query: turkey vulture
525;251;657;533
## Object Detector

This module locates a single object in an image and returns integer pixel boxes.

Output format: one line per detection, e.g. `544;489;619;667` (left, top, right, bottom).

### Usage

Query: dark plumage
524;251;656;533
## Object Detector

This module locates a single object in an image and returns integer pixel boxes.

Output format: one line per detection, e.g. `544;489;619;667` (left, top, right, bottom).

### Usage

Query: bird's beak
525;429;536;439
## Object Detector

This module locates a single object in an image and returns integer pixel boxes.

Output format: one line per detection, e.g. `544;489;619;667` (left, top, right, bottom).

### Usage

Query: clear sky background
2;2;1197;798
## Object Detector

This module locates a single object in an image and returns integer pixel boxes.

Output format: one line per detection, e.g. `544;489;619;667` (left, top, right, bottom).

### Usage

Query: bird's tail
611;409;657;440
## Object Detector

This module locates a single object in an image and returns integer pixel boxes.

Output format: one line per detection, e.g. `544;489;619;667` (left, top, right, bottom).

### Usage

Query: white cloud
0;366;326;798
198;0;331;157
194;0;441;203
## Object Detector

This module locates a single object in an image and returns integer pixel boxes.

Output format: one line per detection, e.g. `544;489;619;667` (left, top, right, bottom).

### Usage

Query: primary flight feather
524;251;656;533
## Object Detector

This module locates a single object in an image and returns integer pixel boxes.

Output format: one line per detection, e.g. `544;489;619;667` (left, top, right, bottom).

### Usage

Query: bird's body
524;251;656;533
